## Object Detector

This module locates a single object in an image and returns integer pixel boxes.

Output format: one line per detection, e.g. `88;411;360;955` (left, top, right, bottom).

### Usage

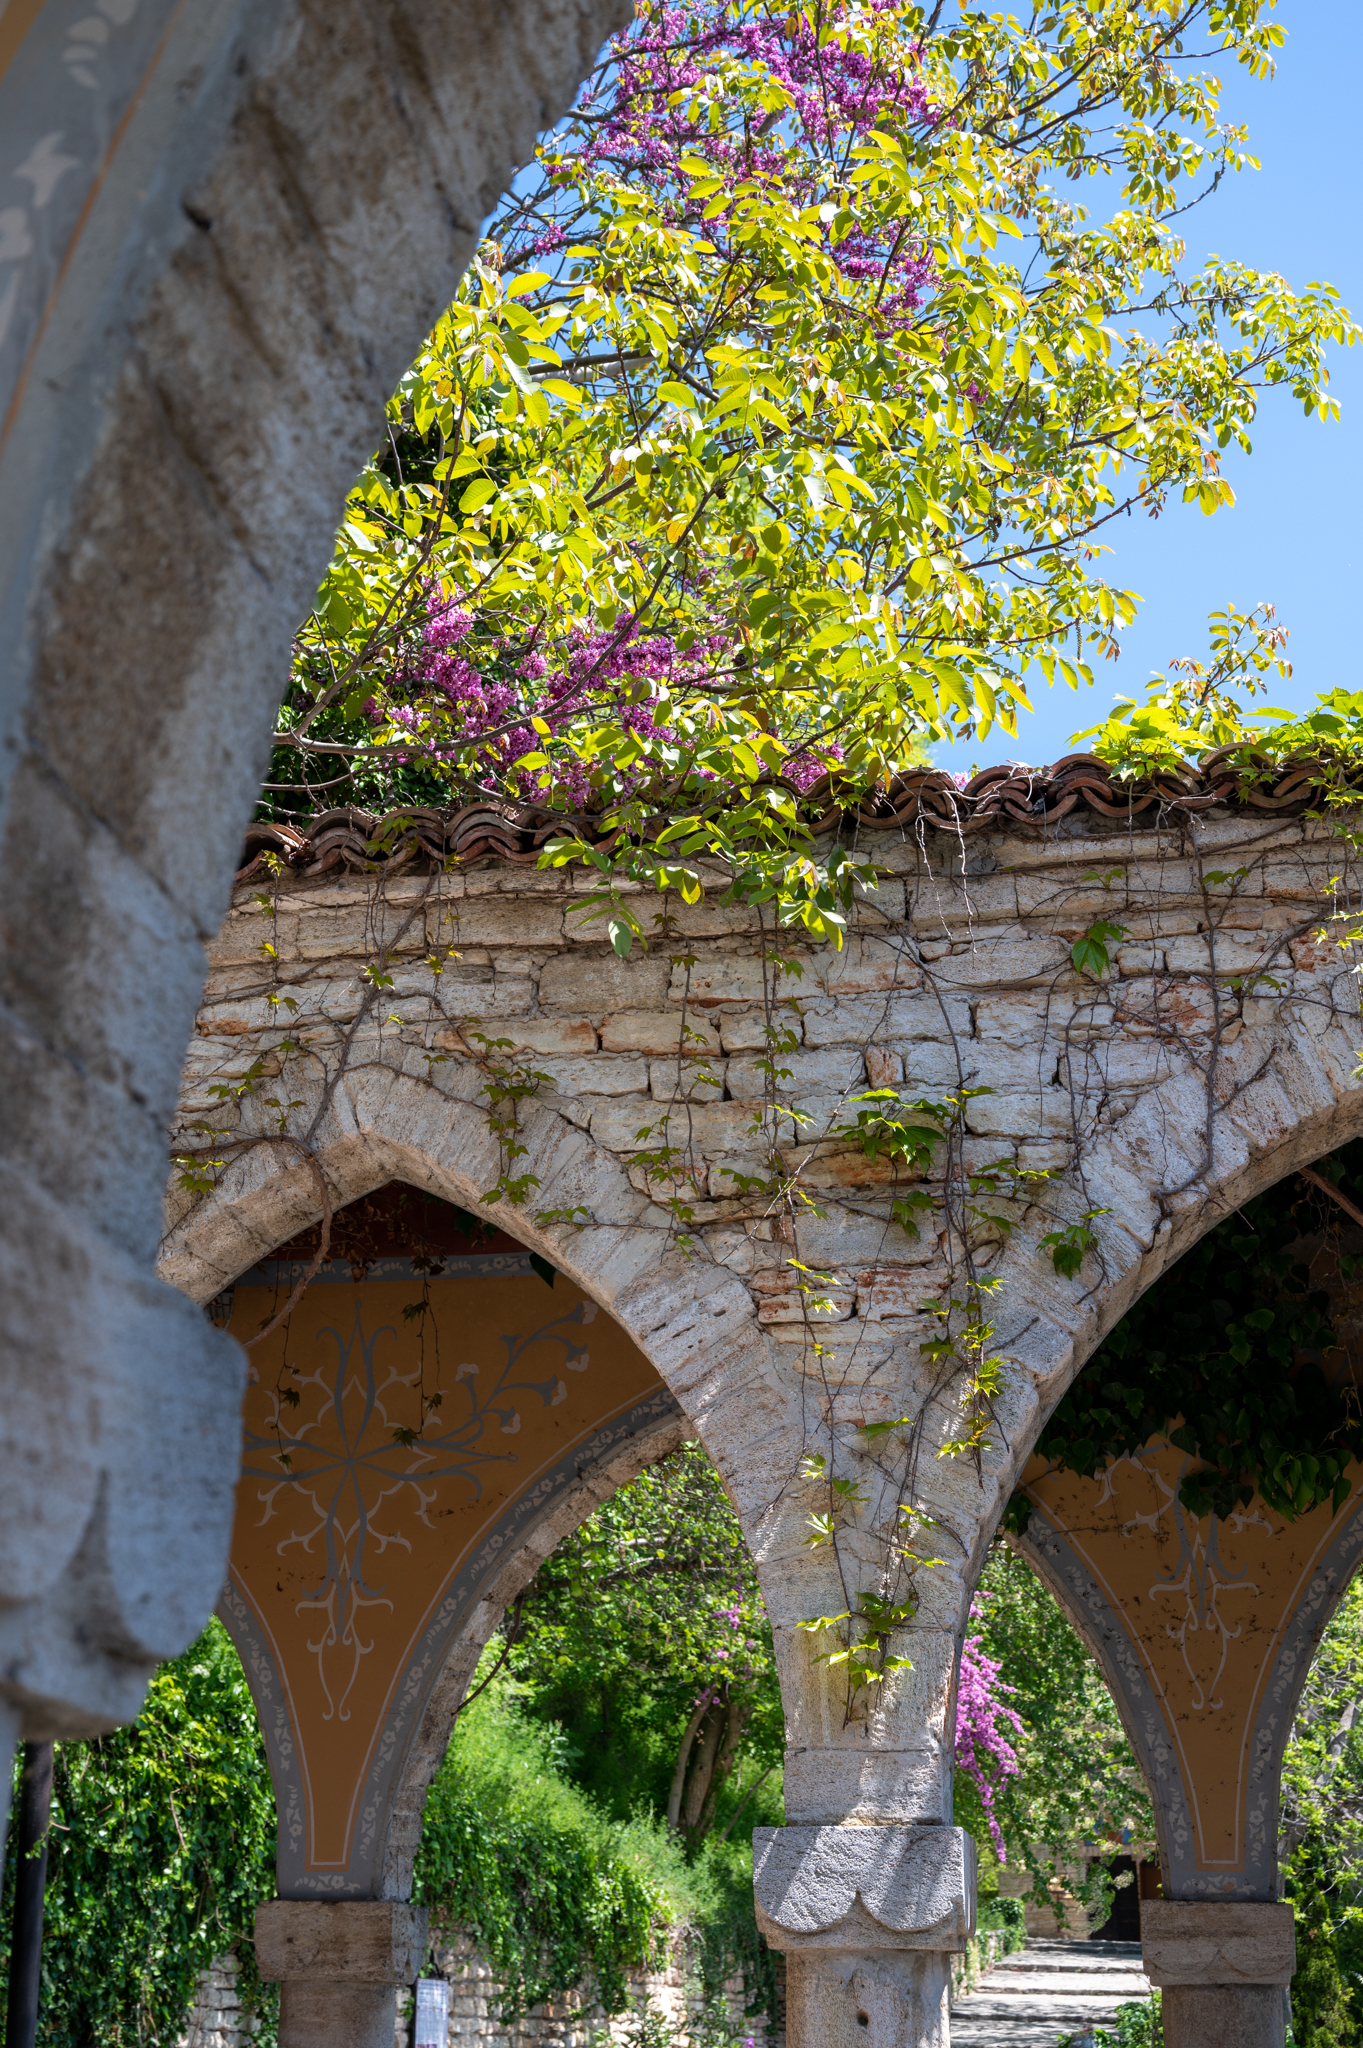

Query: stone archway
163;805;1363;2046
0;0;629;1748
196;1180;685;2044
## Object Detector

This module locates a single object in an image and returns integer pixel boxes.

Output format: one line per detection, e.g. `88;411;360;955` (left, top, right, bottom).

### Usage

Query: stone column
1142;1902;1295;2048
255;1900;428;2048
753;1824;976;2048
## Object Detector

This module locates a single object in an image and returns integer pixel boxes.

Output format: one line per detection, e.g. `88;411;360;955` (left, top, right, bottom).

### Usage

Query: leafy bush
414;1678;680;2016
979;1896;1027;1952
415;1674;777;2022
1086;1994;1162;2047
0;1619;278;2048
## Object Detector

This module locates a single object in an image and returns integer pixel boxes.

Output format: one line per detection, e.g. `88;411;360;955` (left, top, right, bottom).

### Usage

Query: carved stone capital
752;1825;976;1952
255;1900;428;1986
1141;1901;1296;1987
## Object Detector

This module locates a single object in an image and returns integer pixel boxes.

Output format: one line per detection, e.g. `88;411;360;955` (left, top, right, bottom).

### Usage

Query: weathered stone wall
166;809;1362;1816
176;1944;776;2048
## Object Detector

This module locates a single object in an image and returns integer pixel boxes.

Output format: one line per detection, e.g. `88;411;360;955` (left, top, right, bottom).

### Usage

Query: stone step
951;1939;1153;2046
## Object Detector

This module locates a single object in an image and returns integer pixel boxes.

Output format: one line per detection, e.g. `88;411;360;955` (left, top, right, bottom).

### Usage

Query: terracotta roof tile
237;752;1341;881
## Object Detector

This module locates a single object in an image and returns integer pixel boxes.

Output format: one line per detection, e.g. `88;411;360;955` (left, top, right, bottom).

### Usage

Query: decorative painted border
218;1384;684;1898
236;1253;538;1287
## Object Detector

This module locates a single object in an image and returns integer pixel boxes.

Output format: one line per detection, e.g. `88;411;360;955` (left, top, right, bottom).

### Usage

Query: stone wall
177;1957;260;2048
409;1933;776;2046
176;1945;778;2048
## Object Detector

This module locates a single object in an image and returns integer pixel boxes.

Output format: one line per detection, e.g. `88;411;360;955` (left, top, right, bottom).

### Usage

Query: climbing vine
1015;1143;1363;1525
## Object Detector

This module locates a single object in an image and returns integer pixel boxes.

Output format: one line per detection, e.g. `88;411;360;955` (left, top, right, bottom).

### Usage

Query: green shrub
1084;1993;1161;2047
0;1620;278;2048
414;1679;678;2016
1289;1894;1359;2048
980;1895;1027;1952
415;1675;779;2023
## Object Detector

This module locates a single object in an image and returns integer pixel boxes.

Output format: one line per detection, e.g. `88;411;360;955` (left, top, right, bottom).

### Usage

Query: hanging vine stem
240;1141;335;1349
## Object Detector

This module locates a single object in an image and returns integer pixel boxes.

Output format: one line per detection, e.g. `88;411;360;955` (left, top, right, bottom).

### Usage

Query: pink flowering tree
954;1603;1023;1861
269;0;1353;943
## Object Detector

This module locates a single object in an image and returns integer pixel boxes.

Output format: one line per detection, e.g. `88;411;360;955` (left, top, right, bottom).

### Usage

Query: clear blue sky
929;2;1363;779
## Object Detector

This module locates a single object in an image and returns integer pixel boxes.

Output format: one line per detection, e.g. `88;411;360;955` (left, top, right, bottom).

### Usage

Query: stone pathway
950;1939;1153;2046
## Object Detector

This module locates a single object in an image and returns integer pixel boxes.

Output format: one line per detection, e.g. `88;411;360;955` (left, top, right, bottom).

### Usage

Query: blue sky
929;1;1363;779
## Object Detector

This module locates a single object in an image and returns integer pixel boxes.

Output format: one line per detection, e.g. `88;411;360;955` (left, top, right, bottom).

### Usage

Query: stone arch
169;819;1363;2045
0;0;629;1740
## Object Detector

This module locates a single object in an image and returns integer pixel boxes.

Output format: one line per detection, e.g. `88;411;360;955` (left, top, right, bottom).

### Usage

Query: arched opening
211;1179;685;1905
957;1139;1363;2041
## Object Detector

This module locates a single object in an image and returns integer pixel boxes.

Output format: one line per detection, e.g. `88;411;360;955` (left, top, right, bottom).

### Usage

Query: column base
787;1947;949;2048
1161;1983;1287;2048
255;1899;428;2048
279;1982;395;2048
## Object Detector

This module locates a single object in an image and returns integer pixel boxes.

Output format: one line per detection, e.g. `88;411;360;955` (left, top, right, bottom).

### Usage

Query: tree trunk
694;1696;748;1843
667;1700;711;1835
681;1705;726;1840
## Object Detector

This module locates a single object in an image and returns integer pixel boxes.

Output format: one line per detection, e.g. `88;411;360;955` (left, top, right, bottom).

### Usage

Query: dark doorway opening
1090;1855;1141;1941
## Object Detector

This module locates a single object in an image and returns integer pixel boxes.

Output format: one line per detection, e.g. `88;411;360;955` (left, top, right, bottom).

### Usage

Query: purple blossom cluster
954;1601;1023;1860
389;587;837;802
522;0;937;316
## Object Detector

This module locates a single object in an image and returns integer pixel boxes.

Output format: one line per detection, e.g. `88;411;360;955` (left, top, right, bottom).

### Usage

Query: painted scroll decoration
1018;1440;1363;1898
218;1246;678;1897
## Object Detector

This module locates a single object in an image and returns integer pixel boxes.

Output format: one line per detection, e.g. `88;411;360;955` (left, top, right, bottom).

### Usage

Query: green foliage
1288;1889;1358;2048
962;1545;1153;1922
413;1680;683;2017
0;1620;278;2048
1074;599;1297;771
267;0;1357;943
1086;1992;1163;2048
1027;1145;1363;1523
506;1443;784;1846
979;1896;1027;1946
1281;1572;1363;2045
418;1668;779;2027
1069;922;1128;981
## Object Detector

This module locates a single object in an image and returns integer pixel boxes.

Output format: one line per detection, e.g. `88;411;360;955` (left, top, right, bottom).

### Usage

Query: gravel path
950;1938;1153;2046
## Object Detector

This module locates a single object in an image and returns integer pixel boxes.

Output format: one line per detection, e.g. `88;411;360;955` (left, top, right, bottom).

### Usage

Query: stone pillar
753;1824;976;2048
1142;1902;1295;2048
255;1900;428;2048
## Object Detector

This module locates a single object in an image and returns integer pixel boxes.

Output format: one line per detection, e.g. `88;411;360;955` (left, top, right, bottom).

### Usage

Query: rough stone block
718;1007;803;1052
670;954;811;1007
855;1265;950;1324
1163;932;1265;976
817;934;921;995
964;1091;1071;1139
926;932;1069;987
1140;1900;1295;1987
649;1058;725;1102
801;994;953;1050
865;1047;904;1088
255;1900;428;1985
446;897;566;947
601;1012;721;1056
539;952;671;1013
537;1056;650;1097
749;1268;854;1324
727;1046;866;1101
471;1017;598;1056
